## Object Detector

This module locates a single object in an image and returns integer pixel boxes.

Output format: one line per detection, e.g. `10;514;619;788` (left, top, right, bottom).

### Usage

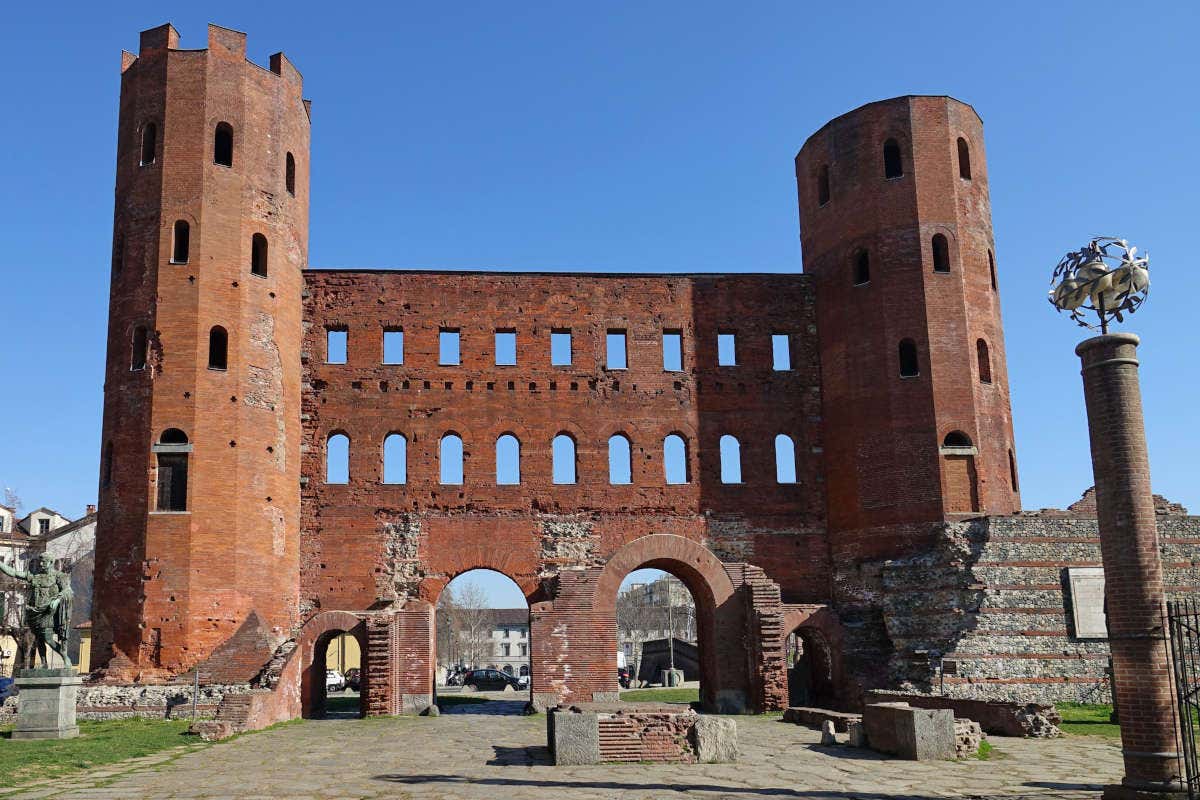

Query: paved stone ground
0;707;1124;800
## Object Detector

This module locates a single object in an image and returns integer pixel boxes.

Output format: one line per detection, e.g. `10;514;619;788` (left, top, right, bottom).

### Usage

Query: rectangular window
326;329;347;364
519;643;527;656
502;644;511;656
383;329;404;364
662;330;683;371
38;519;50;535
439;329;461;365
551;329;572;366
495;330;517;366
155;453;188;511
772;334;791;371
606;330;627;370
718;332;737;366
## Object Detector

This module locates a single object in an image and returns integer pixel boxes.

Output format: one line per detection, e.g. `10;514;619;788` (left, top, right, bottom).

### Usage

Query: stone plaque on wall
1067;567;1107;639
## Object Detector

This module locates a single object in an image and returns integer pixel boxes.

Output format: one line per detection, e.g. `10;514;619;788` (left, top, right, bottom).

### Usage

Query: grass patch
1057;702;1121;738
619;687;700;705
436;695;490;708
0;718;204;788
969;740;994;760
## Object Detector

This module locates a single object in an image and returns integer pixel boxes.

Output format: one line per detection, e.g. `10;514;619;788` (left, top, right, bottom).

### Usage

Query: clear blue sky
2;2;1196;569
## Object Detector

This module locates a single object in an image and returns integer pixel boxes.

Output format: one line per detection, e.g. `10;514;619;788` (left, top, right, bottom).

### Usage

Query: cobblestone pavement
2;707;1124;800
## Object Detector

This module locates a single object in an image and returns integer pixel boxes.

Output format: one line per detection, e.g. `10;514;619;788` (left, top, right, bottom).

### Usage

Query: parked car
618;666;632;689
0;677;14;703
517;674;530;688
326;669;346;692
461;668;522;692
344;668;361;691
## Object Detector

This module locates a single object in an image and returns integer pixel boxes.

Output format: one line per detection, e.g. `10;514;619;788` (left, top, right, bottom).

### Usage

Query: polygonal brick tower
795;96;1020;563
92;23;309;679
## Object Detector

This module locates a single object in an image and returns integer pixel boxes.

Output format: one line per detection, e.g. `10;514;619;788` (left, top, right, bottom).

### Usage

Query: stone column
1076;333;1184;799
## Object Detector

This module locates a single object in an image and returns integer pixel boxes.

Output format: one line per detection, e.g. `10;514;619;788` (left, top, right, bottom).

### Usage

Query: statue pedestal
13;669;82;740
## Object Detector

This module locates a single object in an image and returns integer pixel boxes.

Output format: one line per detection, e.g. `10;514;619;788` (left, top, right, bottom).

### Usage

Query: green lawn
619;687;700;705
1057;703;1121;738
0;718;204;788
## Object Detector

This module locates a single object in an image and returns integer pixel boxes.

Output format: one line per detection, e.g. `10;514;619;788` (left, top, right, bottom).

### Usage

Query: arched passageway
616;567;702;698
781;605;847;710
300;611;367;719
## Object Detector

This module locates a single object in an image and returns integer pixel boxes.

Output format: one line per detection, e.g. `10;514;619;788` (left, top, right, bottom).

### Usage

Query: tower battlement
122;23;305;95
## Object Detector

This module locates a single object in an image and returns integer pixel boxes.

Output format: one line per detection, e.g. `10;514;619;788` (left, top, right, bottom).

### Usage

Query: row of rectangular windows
325;329;795;371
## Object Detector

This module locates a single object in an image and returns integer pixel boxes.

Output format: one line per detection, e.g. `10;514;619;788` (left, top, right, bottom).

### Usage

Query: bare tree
436;583;459;668
453;580;493;670
0;488;24;676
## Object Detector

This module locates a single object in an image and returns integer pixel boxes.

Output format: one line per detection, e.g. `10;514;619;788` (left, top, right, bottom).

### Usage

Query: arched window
976;339;992;384
251;233;268;277
552;434;576;485
608;434;632;485
131;326;148;371
171;220;190;264
932;234;950;273
112;232;123;275
285;152;296;196
817;164;830;206
853;249;870;285
988;250;997;290
208;326;228;370
663;434;688;484
440;433;464;485
496;434;521;485
719;435;741;484
326;433;350;484
957;137;971;179
1008;449;1019;491
383;433;407;484
898;339;919;378
883;138;903;179
140;122;156;166
155;429;189;512
102;441;114;488
775;434;797;484
214;122;234;167
943;431;972;448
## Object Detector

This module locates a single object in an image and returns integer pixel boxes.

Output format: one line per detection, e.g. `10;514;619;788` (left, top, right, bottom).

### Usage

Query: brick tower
92;24;309;678
795;96;1019;561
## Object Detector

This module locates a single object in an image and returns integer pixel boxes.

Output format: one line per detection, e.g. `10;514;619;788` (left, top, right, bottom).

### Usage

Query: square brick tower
92;24;309;679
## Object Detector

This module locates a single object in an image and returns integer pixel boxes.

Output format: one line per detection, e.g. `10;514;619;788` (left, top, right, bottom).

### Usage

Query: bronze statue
0;554;73;670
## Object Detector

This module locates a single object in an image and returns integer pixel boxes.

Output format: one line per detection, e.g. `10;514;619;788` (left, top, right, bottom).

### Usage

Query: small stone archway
781;605;847;710
298;611;367;719
595;534;744;713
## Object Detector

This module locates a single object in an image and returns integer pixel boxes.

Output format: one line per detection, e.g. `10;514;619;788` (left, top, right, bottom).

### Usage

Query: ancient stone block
863;702;956;761
693;716;738;763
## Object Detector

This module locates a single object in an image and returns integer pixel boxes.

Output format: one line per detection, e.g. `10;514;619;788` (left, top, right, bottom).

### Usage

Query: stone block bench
866;690;1062;738
863;702;957;760
547;703;736;765
782;706;862;732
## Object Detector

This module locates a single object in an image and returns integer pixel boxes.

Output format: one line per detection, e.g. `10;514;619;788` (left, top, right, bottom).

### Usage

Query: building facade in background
85;23;1199;724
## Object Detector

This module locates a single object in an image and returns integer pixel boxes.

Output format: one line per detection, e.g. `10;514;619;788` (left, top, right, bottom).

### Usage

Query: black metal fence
1168;599;1200;800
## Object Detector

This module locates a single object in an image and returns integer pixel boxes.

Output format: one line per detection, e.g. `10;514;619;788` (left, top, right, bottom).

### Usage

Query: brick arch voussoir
595;534;735;611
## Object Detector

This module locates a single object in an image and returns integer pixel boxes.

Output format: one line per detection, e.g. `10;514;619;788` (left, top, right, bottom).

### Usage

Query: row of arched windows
896;337;992;384
850;236;995;284
816;136;972;206
128;325;229;371
325;432;801;487
138;121;297;195
166;221;270;278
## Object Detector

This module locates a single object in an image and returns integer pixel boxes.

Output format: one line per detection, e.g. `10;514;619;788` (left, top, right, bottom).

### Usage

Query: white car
326;669;346;692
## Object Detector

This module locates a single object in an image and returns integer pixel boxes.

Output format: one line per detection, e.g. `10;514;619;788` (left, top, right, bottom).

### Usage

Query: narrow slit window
1008;449;1019;491
817;164;830;206
131;326;148;371
440;433;464;485
606;330;627;370
383;434;407;484
214;122;233;167
552;434;576;485
208;326;228;370
976;339;992;384
932;234;950;273
898;338;919;378
663;434;689;484
495;330;517;366
327;329;347;364
171;220;190;264
112;233;124;274
883;138;903;179
988;250;997;290
140;122;157;166
854;250;870;285
383;329;404;364
439;329;461;365
772;334;791;371
102;441;114;488
326;433;349;484
957;137;971;180
496;434;521;485
285;152;296;195
551;329;572;366
608;434;632;485
717;332;737;366
775;434;797;484
719;435;742;484
251;234;268;277
663;330;683;371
